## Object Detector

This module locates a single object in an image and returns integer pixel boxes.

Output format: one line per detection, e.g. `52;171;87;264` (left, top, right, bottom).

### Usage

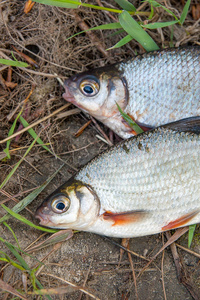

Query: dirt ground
0;1;200;299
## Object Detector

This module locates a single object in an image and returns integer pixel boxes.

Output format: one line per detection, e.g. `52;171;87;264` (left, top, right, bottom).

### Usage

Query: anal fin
162;211;199;231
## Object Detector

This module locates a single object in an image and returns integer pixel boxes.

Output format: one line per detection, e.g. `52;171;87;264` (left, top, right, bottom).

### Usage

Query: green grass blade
4;241;30;270
180;0;191;24
142;20;178;29
33;0;127;14
107;34;133;50
33;0;80;8
3;222;21;250
0;132;42;190
1;204;58;233
19;116;52;154
0;237;45;266
149;3;154;20
4;241;52;299
66;22;122;41
119;11;159;52
116;103;144;134
0;251;25;271
114;0;136;12
0;164;64;223
148;0;179;21
0;251;25;270
3;109;23;160
108;29;125;37
0;58;29;68
188;224;196;248
0;240;52;300
35;278;53;300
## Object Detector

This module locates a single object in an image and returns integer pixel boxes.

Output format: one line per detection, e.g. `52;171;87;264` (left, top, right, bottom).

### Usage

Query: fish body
63;47;200;138
36;117;200;238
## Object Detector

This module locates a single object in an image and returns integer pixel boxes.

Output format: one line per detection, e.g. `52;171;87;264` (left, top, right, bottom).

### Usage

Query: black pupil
56;202;65;210
83;85;93;94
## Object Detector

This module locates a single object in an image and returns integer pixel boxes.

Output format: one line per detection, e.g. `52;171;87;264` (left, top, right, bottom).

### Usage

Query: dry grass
0;0;200;299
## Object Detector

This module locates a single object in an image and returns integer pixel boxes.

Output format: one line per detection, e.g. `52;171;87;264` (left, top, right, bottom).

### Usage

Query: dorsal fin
162;116;200;134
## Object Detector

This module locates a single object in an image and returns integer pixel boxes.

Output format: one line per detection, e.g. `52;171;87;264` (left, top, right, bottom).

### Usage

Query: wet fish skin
63;47;200;138
36;117;200;238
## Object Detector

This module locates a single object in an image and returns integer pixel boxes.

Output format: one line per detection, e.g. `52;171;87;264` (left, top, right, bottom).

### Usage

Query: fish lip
63;80;77;105
62;91;76;105
35;210;51;226
63;87;86;112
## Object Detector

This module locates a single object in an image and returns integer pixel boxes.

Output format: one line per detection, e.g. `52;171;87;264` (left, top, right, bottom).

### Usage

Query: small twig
55;141;97;155
54;73;64;86
161;233;167;300
0;189;33;215
96;0;118;22
24;232;47;251
23;157;43;176
91;117;113;146
137;227;189;279
118;237;129;268
56;108;81;119
0;65;9;72
35;243;62;276
165;231;182;282
0;73;6;89
0;279;28;300
18;68;67;78
166;232;200;300
78;259;93;300
103;236;149;261
0;104;71;144
92;267;156;275
71;11;109;58
0;13;80;72
175;243;200;259
95;134;111;145
0;187;38;204
40;273;100;300
74;120;92;137
128;250;138;300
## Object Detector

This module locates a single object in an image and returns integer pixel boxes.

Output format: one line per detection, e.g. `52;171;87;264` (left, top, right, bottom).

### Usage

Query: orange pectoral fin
102;210;147;226
162;211;199;231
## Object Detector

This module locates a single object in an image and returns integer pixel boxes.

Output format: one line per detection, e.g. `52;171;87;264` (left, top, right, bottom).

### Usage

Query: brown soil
0;1;200;299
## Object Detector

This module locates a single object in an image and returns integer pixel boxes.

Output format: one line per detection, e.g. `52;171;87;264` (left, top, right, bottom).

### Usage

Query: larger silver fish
36;117;200;238
63;47;200;138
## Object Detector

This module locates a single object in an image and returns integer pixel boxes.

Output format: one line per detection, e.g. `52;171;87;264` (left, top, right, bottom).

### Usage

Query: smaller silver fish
36;117;200;238
63;47;200;138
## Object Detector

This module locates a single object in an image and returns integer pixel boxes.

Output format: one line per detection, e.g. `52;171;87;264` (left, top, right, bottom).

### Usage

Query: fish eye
51;195;70;214
80;78;99;97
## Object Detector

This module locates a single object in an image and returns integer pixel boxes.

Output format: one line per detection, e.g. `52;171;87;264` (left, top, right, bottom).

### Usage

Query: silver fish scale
75;128;200;216
118;48;200;126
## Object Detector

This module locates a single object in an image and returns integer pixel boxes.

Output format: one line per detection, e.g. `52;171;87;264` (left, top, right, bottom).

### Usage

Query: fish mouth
63;81;77;105
35;210;53;227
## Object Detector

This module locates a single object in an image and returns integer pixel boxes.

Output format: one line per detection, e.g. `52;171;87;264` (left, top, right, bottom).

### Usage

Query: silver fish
36;117;200;238
63;47;200;139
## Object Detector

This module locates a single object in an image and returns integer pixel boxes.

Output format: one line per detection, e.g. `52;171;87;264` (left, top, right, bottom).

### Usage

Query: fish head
63;66;129;121
35;179;100;230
